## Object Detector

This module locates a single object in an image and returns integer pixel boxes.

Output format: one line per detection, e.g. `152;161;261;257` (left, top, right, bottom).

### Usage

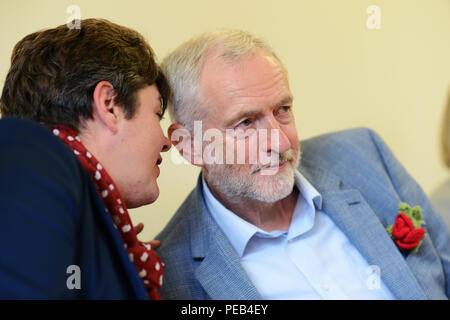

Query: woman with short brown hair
0;19;170;299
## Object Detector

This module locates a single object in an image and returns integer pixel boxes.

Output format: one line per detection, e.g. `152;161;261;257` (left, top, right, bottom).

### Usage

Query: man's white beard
204;150;300;203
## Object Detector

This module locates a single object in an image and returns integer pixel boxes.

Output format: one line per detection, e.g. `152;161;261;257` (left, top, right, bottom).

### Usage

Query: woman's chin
125;185;160;209
147;187;160;205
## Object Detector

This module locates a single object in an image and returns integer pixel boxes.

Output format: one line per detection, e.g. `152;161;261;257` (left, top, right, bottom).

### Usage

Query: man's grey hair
161;29;287;130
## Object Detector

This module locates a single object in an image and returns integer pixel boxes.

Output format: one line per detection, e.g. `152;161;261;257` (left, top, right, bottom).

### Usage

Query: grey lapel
189;175;261;300
300;163;428;300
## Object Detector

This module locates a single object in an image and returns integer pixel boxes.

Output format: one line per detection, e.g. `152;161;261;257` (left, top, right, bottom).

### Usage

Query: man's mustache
248;149;296;174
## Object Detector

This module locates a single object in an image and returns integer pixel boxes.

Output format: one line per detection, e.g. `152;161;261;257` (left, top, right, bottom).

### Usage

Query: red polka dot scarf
51;125;164;300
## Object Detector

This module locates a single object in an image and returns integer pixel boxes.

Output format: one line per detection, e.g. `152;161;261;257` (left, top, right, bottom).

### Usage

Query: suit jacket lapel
189;175;261;300
300;163;427;299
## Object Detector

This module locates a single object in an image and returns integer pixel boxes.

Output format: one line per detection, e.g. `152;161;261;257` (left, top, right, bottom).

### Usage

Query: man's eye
276;106;291;118
237;119;252;127
157;113;164;120
280;106;291;113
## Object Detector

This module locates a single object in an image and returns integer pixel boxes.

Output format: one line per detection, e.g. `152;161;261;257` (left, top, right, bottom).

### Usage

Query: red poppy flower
391;213;426;251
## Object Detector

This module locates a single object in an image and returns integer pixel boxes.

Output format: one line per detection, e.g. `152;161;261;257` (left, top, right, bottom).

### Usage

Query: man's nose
261;117;291;154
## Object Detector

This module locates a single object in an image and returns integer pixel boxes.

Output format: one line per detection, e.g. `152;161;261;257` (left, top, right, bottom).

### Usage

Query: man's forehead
205;49;283;75
201;52;288;95
196;49;290;126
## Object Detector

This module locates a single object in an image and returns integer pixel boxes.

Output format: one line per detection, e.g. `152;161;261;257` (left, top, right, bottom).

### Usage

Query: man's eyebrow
223;95;294;127
278;95;293;106
222;93;294;127
224;109;261;127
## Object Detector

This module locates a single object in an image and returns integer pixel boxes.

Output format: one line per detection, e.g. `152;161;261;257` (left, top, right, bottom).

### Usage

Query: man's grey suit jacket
156;128;450;300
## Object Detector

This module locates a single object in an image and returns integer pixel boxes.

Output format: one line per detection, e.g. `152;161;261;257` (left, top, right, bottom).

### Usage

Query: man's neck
206;180;299;232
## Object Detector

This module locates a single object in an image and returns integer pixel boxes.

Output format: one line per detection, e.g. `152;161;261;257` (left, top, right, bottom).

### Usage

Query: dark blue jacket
0;117;148;299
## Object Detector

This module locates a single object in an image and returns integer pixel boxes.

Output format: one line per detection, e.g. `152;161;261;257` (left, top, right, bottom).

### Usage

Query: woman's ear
168;122;204;167
91;81;122;134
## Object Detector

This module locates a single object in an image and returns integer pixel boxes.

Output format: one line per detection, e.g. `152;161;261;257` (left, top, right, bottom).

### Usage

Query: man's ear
91;81;121;134
168;122;204;167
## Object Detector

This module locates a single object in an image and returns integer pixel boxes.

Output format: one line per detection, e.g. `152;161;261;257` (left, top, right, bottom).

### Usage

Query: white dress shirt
202;171;395;299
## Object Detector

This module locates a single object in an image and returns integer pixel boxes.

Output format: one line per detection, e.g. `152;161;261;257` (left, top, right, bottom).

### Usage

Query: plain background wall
1;0;449;241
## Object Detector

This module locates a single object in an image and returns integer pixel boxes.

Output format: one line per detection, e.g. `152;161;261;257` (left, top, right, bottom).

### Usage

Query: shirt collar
294;170;323;211
201;170;323;257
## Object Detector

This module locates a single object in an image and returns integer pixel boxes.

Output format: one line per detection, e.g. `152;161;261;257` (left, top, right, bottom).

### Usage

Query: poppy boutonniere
386;202;426;254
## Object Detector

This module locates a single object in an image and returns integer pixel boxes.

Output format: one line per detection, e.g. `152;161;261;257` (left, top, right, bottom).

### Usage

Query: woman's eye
157;113;164;120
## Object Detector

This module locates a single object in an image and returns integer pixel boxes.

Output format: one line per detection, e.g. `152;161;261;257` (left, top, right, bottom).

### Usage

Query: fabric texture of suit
0;117;148;299
156;127;450;300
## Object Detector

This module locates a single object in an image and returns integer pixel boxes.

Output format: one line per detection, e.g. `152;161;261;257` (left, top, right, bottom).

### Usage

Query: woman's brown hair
0;19;169;131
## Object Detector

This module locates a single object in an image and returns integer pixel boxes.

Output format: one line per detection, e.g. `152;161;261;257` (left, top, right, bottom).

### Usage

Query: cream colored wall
1;0;449;241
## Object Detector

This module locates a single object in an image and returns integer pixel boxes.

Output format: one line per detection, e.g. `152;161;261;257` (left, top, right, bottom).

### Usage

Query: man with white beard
156;29;450;300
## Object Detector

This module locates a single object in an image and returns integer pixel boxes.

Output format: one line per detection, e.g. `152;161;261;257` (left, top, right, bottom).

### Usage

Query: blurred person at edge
431;91;450;229
0;19;170;299
156;29;450;300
